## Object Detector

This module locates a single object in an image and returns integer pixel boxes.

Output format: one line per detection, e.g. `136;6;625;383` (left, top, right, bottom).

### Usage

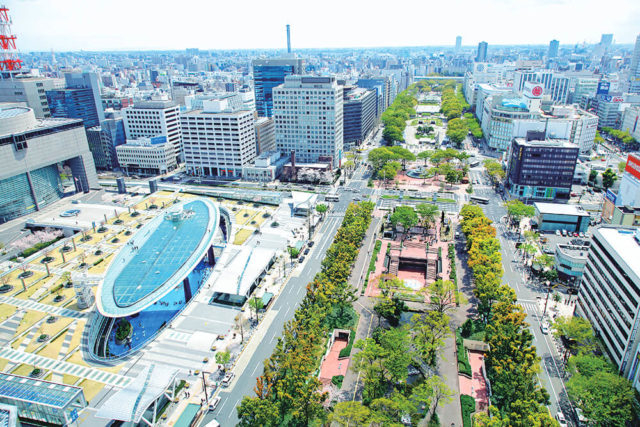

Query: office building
46;88;101;128
255;117;276;154
630;34;640;94
476;41;488;62
455;36;462;52
343;87;376;149
0;76;57;118
116;136;177;176
122;100;182;163
593;93;640;128
273;75;343;167
86;111;125;171
571;78;599;106
242;150;289;182
63;72;105;123
621;106;640;142
548;39;559;58
555;244;589;281
602;154;640;227
506;137;579;201
357;77;391;117
0;106;98;223
252;58;304;117
576;227;640;383
534;202;590;233
181;99;256;178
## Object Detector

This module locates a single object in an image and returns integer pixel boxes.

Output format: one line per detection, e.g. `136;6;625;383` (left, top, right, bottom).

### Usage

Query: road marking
251;362;261;377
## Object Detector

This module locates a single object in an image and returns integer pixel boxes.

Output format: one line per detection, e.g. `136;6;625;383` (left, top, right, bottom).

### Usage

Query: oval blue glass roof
97;198;219;317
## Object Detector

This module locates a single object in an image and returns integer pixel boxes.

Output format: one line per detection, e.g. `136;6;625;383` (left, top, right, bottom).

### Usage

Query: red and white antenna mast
0;5;22;75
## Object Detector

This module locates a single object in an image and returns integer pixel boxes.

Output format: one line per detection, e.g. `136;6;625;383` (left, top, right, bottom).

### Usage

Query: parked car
308;241;315;247
561;229;568;236
555;230;561;236
298;256;305;263
304;248;310;255
208;396;221;411
540;323;550;334
556;412;568;427
221;372;235;388
579;232;585;238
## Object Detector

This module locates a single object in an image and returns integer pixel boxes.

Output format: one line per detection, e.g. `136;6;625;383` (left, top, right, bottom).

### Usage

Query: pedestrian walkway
0;295;87;319
0;347;131;387
57;320;79;359
0;309;25;345
17;318;46;351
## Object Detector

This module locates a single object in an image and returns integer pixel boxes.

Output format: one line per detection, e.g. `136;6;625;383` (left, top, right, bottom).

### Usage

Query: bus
325;194;340;202
470;196;490;204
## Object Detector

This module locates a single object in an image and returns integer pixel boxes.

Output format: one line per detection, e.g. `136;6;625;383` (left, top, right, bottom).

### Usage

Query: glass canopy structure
88;198;231;361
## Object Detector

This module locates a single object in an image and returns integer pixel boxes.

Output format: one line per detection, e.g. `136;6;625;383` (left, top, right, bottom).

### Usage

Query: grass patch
436;198;456;204
381;195;400;199
0;358;9;372
339;330;357;358
0;305;16;322
63;374;81;385
460;394;475;427
79;379;104;403
233;228;253;245
15;310;46;335
37;331;67;359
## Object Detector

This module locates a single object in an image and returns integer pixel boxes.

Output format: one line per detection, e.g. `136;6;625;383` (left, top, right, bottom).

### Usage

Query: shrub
460;394;476;427
93;258;104;266
456;331;472;377
461;319;473;338
331;375;344;388
115;319;132;341
339;330;357;358
448;244;459;304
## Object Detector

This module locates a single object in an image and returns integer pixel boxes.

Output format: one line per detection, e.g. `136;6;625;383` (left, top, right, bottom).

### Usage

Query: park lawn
40;287;76;307
37;332;68;359
12;363;39;377
233;228;253;245
234;209;257;225
437;198;457;203
79;380;104;403
11;336;26;350
5;269;46;291
0;358;9;372
25;318;74;353
0;304;16;322
12;276;54;300
63;374;81;385
15;310;46;335
250;212;268;227
88;253;114;275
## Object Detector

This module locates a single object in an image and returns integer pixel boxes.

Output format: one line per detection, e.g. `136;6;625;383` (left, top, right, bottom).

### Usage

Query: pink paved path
319;338;350;380
458;350;489;412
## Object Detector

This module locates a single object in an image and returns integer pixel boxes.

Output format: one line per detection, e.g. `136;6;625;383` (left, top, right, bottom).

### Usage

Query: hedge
456;330;472;377
17;237;62;259
448;243;459;304
331;375;344;388
460;394;476;427
339;329;357;358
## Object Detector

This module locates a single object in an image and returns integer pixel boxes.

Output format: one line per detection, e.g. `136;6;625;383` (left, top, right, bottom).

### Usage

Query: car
573;232;579;237
298;256;305;263
304;248;310;255
555;230;561;236
540;323;550;334
208;396;221;411
575;407;589;426
561;229;568;237
221;372;235;387
543;248;554;255
308;241;314;247
556;412;568;427
579;232;585;238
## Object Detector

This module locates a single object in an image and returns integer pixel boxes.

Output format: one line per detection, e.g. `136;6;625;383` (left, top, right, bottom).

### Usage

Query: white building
181;99;256;178
255;117;275;154
0;76;60;118
621;106;640;142
576;227;640;387
630;34;640;94
273;76;343;167
116;136;177;176
122;100;182;163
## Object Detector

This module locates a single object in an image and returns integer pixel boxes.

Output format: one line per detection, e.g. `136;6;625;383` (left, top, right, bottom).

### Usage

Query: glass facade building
46;88;101;128
0;164;63;223
253;58;303;117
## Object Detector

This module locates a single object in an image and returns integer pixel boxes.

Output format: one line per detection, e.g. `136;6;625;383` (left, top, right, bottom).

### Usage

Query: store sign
605;189;617;204
625;155;640;180
597;81;610;95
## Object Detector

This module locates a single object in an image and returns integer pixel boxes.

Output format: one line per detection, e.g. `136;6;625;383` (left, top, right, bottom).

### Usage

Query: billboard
524;81;543;98
597;81;610;95
625;154;640;180
605;189;617;204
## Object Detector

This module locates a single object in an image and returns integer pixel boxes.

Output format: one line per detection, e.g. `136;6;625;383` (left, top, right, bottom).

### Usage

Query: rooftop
556;244;590;259
210;245;276;297
0;106;31;119
535;202;590;217
97;198;219;316
514;138;579;149
0;373;83;409
596;227;640;281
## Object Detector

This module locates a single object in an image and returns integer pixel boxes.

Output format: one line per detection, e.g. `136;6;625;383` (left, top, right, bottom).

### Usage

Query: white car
555;230;561;236
556;412;568;427
208;396;221;411
540;323;550;334
221;372;235;387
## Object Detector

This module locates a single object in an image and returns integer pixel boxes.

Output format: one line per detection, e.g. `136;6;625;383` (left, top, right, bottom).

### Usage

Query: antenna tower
0;5;22;74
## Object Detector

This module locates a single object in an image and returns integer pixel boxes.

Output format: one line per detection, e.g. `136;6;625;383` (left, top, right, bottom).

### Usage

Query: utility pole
201;371;208;404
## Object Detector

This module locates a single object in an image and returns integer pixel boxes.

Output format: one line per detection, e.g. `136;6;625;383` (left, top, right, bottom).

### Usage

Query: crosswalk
0;347;131;387
0;296;88;319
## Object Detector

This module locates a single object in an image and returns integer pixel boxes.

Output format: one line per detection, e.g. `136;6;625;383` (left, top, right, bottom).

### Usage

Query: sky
8;0;640;52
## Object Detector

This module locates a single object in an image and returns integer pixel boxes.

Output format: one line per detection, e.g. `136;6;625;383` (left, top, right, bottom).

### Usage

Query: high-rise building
0;76;57;118
255;117;275;155
621;105;640;142
629;34;640;94
476;41;488;62
357;77;391;117
86;111;126;170
122;100;182;163
455;36;462;52
181;99;256;178
0;106;98;223
548;39;559;58
343;87;376;149
252;58;303;117
63;72;105;123
505;137;579;201
273;76;343;167
46;88;101;128
576;227;640;382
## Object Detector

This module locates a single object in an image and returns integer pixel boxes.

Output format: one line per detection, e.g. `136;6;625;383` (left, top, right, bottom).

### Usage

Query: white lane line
251;362;261;377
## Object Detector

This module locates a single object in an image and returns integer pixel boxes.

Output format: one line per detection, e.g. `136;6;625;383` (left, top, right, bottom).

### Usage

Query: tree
237;397;280;426
567;369;634;426
618;161;627;173
329;401;371;426
567;354;615;378
416;203;438;231
422;374;453;418
588;169;598;183
552;316;594;359
248;296;264;322
503;200;535;226
288;246;300;259
484;159;505;182
378;161;401;183
315;203;328;215
374;296;406;327
215;350;231;369
389;206;419;238
425;279;464;315
602;168;617;189
412;311;451;367
417;150;433;166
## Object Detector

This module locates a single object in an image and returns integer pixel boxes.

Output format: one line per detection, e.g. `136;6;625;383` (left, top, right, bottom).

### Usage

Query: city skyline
9;0;640;52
